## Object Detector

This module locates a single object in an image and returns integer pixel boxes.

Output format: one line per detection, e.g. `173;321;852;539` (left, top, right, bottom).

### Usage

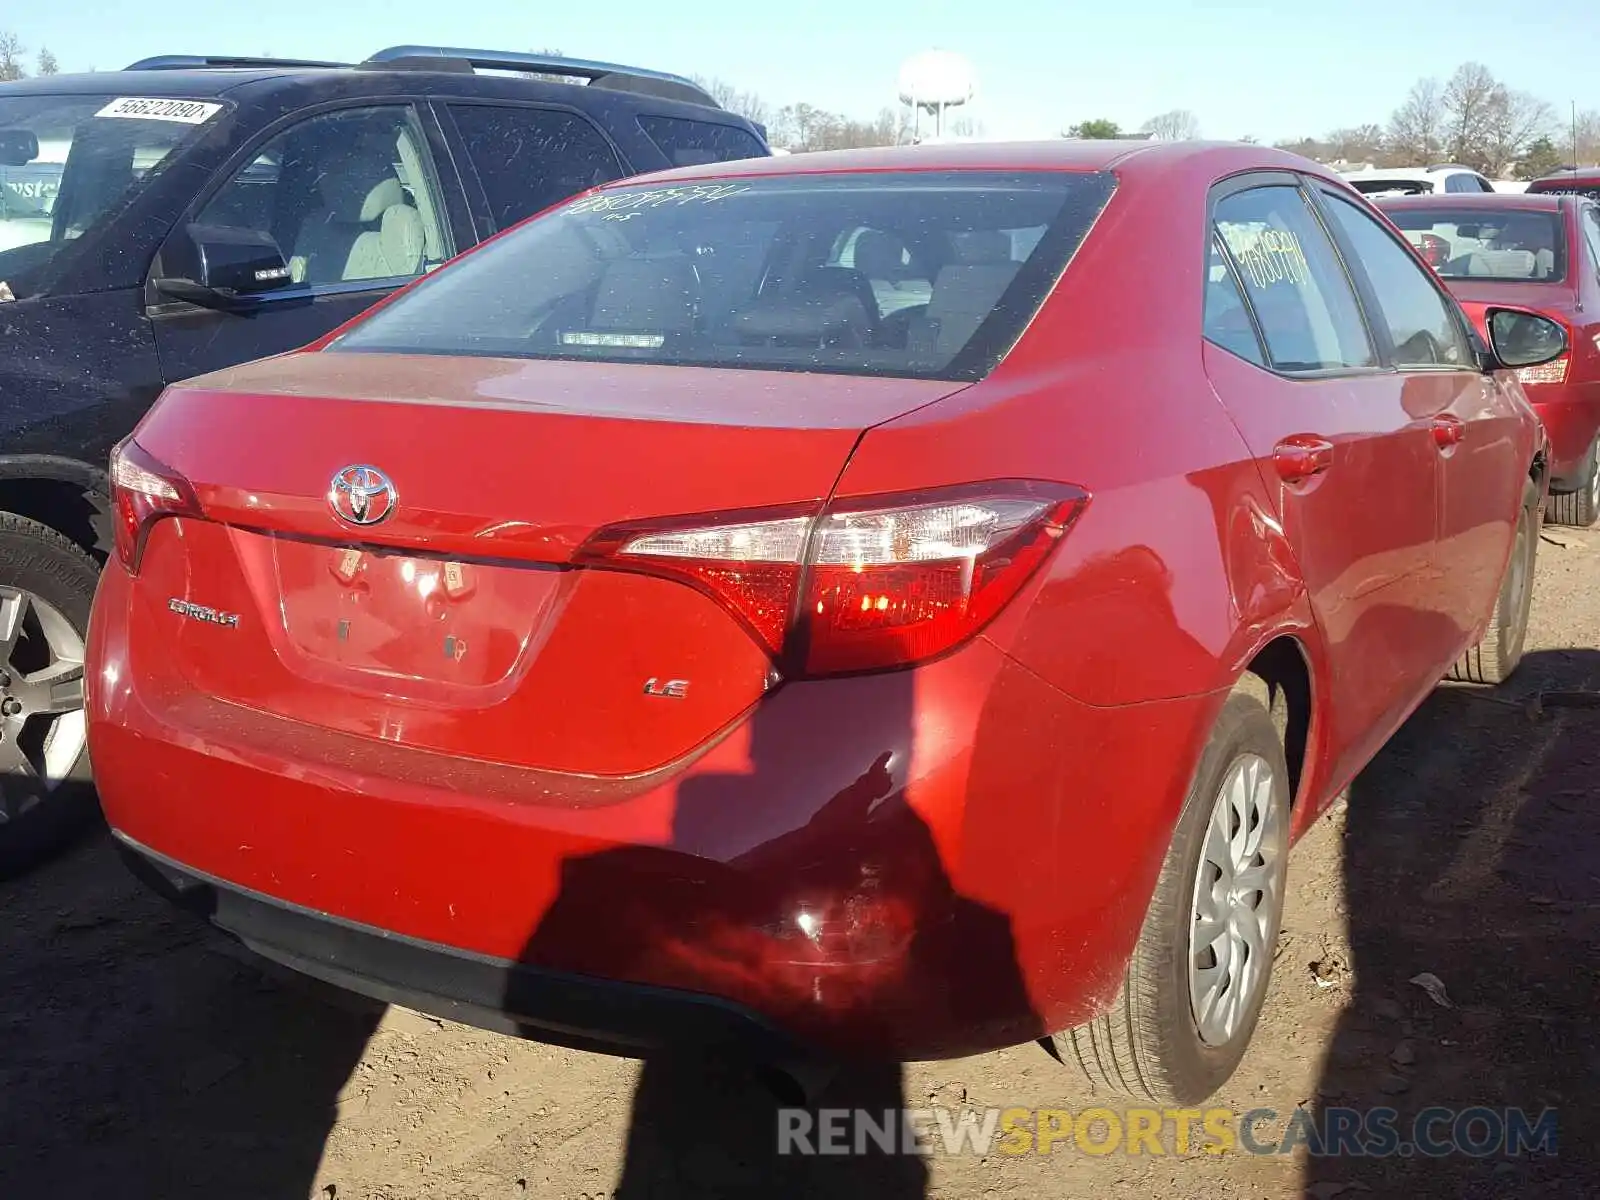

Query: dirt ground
4;525;1598;1200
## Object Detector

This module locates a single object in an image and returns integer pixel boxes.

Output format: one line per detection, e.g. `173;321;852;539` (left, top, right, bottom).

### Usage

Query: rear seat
907;232;1021;358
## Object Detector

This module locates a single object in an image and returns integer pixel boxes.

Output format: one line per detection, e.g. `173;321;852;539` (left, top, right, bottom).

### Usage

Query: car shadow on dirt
0;826;382;1199
1303;647;1600;1197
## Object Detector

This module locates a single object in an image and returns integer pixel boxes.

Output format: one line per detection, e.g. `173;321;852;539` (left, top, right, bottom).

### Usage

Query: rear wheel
0;513;100;879
1447;478;1539;686
1057;676;1290;1105
1547;439;1600;528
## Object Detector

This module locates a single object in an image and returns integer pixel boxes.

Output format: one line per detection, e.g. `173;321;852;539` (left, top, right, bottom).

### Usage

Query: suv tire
0;513;101;879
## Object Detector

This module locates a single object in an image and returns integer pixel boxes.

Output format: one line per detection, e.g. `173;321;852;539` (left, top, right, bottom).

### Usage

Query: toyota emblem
329;464;397;526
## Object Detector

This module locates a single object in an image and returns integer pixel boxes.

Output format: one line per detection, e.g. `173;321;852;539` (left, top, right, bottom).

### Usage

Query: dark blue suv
0;46;769;875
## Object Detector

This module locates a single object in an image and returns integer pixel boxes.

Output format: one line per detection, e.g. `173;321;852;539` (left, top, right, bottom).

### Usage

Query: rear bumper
116;836;809;1061
1527;388;1600;485
88;560;1219;1061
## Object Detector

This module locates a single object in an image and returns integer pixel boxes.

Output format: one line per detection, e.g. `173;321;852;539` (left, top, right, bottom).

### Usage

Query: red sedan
1378;192;1600;525
86;141;1560;1105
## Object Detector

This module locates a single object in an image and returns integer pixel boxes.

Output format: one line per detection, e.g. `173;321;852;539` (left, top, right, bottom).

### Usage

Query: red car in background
1378;192;1600;525
87;141;1561;1107
1524;168;1600;203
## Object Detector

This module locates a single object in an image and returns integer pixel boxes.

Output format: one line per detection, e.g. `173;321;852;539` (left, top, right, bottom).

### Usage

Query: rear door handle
1431;414;1465;449
1272;435;1334;483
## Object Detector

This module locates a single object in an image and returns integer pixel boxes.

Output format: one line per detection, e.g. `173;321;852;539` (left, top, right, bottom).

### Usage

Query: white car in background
1342;164;1497;197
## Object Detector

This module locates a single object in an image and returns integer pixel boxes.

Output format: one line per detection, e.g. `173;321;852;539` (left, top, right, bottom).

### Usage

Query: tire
1447;478;1539;686
1057;674;1291;1105
1547;439;1600;528
0;512;102;880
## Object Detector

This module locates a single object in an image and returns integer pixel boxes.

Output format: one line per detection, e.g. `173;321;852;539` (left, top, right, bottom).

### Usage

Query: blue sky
12;1;1600;143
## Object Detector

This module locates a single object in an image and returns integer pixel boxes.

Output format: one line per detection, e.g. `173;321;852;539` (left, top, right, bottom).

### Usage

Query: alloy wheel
0;587;88;827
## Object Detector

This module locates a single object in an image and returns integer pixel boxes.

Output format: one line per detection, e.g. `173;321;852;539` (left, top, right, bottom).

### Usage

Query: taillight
1516;354;1569;386
108;437;201;575
581;481;1088;677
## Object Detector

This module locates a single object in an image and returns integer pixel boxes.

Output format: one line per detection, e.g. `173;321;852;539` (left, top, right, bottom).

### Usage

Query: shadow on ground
1305;648;1600;1197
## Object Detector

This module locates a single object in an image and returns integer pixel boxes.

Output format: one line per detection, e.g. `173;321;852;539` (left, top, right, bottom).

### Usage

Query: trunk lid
132;351;968;777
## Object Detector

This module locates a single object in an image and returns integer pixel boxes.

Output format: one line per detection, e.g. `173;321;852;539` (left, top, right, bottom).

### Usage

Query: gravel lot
4;524;1598;1200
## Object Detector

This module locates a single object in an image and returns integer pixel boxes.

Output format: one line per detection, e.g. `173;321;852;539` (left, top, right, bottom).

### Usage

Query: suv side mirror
154;224;294;313
1485;306;1568;371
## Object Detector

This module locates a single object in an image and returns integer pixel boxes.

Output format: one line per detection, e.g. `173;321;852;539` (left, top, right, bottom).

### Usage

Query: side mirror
0;130;39;167
1485;307;1568;371
154;223;294;313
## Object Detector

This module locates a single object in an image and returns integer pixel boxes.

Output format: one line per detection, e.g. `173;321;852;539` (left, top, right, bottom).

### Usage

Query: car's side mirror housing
1484;306;1568;371
154;223;294;313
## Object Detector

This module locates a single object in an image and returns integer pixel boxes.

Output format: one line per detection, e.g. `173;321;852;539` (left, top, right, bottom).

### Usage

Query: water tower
897;50;976;142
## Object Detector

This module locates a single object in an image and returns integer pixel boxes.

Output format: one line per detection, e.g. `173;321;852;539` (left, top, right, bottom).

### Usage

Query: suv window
1322;193;1473;369
328;169;1118;382
450;104;624;233
636;115;767;167
196;104;454;289
1204;235;1266;365
1212;186;1376;373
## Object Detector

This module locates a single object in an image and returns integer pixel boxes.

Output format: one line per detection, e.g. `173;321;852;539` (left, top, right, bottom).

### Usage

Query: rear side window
1212;186;1376;373
1581;206;1600;274
637;115;767;166
449;104;624;232
328;170;1118;382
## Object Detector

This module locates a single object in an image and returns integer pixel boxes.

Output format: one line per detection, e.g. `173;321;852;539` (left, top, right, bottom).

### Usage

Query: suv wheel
0;513;101;879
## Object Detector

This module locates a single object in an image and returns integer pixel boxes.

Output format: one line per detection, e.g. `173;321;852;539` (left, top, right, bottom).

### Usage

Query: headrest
733;273;874;343
853;230;906;278
360;177;407;222
1467;250;1536;278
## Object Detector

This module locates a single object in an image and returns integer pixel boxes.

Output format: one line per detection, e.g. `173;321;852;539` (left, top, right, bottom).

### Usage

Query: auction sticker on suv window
94;97;223;124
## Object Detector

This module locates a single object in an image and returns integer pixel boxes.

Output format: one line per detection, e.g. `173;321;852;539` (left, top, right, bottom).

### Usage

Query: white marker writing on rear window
95;97;223;125
565;183;751;216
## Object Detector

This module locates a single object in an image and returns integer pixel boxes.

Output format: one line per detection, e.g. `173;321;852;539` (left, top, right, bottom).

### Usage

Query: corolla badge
329;464;397;526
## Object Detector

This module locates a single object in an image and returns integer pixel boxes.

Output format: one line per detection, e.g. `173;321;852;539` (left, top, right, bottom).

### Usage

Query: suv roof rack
360;45;720;109
124;54;351;71
1426;163;1476;172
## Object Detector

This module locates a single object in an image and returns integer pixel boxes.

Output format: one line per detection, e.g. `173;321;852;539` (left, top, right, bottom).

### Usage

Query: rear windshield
1381;207;1567;282
327;170;1117;381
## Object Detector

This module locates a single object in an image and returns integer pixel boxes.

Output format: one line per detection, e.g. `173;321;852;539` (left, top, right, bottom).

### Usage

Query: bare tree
1140;109;1201;141
1481;87;1553;176
1439;62;1505;171
1324;124;1388;165
1388;78;1445;165
691;76;771;129
36;46;57;75
0;32;26;82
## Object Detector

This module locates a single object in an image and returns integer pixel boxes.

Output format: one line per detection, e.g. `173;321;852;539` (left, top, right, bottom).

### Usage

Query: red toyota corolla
86;141;1561;1105
1378;192;1600;526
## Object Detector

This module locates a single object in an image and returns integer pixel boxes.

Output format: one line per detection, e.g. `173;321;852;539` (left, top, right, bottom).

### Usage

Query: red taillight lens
108;437;201;575
583;482;1088;677
1516;354;1569;386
